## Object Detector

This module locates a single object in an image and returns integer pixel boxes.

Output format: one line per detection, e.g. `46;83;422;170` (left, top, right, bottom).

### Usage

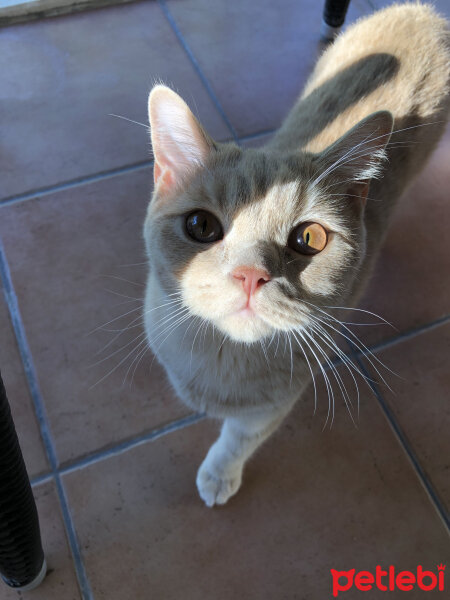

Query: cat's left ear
314;110;394;205
148;85;215;196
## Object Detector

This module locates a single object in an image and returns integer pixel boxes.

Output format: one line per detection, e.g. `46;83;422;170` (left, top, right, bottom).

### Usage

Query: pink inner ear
348;181;370;205
154;161;175;194
154;161;162;184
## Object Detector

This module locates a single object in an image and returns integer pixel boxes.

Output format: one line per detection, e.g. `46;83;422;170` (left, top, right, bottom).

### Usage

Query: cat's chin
216;311;273;343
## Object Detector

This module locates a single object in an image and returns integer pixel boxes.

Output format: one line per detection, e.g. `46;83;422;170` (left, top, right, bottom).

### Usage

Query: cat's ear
314;111;393;204
148;85;215;195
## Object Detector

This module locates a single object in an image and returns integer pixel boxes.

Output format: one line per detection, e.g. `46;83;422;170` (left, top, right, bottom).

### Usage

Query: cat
142;2;449;507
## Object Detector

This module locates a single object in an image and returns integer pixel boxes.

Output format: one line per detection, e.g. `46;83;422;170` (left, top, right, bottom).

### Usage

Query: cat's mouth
181;283;275;342
217;304;274;343
234;306;256;318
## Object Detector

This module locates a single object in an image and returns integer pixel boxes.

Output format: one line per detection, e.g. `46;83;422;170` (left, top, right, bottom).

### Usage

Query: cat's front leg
196;403;294;507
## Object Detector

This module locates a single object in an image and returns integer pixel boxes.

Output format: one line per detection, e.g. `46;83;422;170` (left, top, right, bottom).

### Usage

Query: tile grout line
0;159;154;207
30;412;205;485
0;129;276;208
359;314;450;356
240;128;276;142
30;473;54;487
60;413;206;475
0;238;94;600
157;0;240;144
349;344;450;532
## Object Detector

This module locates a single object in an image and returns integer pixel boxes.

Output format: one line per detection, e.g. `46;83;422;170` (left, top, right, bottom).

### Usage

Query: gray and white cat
143;3;449;506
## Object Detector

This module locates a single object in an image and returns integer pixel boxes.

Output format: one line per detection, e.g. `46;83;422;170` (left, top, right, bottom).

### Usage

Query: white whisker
314;314;397;391
100;274;146;287
130;345;150;388
122;337;149;386
307;321;361;418
89;332;148;389
88;304;143;336
190;316;206;371
286;332;294;386
104;289;143;302
109;113;150;130
299;300;398;387
295;329;335;429
290;330;318;415
302;328;356;428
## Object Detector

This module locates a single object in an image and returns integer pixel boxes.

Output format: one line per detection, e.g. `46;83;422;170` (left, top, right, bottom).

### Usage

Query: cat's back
272;2;449;154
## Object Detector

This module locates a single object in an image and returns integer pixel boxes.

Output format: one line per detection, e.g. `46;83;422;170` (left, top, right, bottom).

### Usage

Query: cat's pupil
305;231;310;244
185;210;223;243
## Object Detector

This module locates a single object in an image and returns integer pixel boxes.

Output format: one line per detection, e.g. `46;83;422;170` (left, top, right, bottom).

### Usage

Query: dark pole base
1;559;47;591
322;0;351;40
0;371;46;589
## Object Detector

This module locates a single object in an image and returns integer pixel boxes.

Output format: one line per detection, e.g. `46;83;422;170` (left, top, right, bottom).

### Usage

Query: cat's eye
185;210;223;243
288;222;328;255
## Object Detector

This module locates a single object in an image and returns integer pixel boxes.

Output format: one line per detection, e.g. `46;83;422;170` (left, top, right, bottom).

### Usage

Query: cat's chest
155;326;306;415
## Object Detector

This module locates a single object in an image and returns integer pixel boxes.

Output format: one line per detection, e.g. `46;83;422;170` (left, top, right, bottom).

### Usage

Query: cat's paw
196;461;242;507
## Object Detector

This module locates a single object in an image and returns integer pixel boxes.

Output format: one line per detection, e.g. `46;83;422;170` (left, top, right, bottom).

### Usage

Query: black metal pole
322;0;351;40
0;370;46;590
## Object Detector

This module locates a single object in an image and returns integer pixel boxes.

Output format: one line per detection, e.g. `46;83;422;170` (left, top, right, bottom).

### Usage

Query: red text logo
330;564;445;597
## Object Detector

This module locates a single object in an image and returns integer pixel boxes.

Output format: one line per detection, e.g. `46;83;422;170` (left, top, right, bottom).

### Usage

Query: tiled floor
0;1;449;598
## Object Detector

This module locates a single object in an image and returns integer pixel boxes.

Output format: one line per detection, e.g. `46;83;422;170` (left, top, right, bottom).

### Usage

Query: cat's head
144;85;392;343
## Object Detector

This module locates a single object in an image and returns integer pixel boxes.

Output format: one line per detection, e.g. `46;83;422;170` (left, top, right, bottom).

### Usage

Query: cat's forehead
199;146;313;216
228;181;309;242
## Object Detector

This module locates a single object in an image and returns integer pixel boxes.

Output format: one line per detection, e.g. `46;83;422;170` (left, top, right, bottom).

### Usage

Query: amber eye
185;210;223;243
288;222;328;255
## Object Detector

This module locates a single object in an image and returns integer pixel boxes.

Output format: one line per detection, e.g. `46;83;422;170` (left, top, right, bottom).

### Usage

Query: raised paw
196;461;242;507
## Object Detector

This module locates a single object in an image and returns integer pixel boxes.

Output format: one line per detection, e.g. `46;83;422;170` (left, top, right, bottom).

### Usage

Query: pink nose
232;266;271;297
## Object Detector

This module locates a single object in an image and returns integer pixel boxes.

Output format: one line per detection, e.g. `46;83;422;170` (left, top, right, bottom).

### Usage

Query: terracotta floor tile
63;369;448;599
0;171;190;464
356;125;450;347
165;0;371;138
370;322;450;510
1;481;80;599
0;2;229;200
0;286;48;478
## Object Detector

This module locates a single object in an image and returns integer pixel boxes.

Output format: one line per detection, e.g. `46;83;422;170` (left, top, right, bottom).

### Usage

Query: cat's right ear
148;85;215;195
313;110;394;205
